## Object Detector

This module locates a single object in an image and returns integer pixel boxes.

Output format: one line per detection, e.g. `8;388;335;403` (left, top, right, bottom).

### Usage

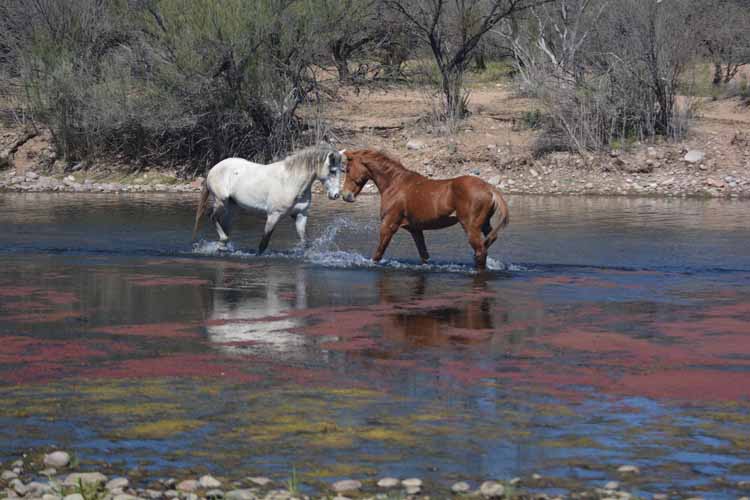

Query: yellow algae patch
305;463;375;479
359;427;417;446
324;387;386;399
698;411;750;425
307;431;356;449
77;380;172;401
539;436;600;448
534;403;577;418
0;402;59;418
125;419;204;439
93;402;184;418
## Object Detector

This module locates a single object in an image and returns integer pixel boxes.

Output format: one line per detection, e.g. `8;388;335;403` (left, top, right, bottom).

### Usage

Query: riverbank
2;153;750;199
3;450;743;500
2;141;749;200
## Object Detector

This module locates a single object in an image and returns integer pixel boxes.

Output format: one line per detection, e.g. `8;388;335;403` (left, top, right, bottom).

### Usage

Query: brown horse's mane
350;148;421;181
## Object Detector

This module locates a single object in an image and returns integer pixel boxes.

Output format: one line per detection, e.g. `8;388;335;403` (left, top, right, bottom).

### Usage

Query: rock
331;479;361;493
531;473;542;480
176;480;199;492
63;495;84;500
26;172;39;180
604;481;619;490
529;168;539;177
41;468;57;477
42;495;62;500
488;175;502;186
684;150;705;163
376;478;399;488
705;178;725;189
44;451;71;468
225;490;257;500
451;481;471;493
479;481;504;498
27;482;53;495
11;479;28;496
2;471;18;481
406;141;424;151
106;478;130;491
652;495;668;500
405;485;421;495
112;495;141;500
164;491;179;498
199;475;222;489
585;183;594;189
617;465;640;475
401;478;422;488
509;477;521;486
247;477;271;487
205;489;224;500
64;473;107;488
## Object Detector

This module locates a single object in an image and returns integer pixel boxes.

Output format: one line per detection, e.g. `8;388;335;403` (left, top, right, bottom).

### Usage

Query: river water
0;193;749;498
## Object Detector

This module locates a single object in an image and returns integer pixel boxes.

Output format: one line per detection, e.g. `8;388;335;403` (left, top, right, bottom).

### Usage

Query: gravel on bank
3;451;749;500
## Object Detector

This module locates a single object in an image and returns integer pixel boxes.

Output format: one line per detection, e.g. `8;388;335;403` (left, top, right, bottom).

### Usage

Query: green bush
1;0;325;175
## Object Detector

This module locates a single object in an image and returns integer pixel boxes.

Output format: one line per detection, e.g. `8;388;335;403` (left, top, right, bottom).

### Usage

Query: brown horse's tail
192;181;210;241
485;186;509;247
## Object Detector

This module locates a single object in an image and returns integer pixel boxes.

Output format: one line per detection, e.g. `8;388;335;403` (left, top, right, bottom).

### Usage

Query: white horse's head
320;150;345;200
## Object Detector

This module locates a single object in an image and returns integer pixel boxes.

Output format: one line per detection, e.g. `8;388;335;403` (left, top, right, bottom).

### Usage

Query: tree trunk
474;48;487;71
441;67;468;121
712;62;723;86
331;41;351;82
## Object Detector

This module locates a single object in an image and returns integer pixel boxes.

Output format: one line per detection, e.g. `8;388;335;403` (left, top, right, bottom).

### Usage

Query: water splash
191;217;523;274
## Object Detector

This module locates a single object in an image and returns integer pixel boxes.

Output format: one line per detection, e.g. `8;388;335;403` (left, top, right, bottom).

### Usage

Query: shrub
0;0;326;175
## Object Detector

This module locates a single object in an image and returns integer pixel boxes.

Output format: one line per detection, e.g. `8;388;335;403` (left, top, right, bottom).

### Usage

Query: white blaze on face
323;152;342;200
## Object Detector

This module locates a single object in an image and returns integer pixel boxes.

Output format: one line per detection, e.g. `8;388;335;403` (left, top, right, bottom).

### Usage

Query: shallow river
0;193;749;498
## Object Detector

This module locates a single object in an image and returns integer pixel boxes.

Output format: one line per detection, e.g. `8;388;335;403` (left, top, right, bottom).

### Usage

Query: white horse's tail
192;180;210;241
485;186;509;248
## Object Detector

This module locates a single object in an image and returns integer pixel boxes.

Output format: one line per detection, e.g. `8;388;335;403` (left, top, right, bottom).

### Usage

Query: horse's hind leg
467;229;488;270
458;215;489;270
211;199;233;245
409;229;430;263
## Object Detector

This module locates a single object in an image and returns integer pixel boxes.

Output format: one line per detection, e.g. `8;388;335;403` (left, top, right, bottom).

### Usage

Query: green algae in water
122;419;206;439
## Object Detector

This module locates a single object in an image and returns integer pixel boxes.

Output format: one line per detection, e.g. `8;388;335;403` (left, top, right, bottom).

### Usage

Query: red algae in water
126;275;210;287
86;353;263;383
96;322;203;339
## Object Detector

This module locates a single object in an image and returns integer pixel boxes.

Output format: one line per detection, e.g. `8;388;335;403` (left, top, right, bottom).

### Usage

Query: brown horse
341;149;509;269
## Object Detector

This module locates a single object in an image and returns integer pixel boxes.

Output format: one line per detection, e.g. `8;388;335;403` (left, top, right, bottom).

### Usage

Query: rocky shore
2;451;748;500
1;124;749;199
1;146;749;199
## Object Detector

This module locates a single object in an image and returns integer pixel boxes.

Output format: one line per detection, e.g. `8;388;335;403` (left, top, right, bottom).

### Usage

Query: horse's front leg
409;229;430;263
373;215;402;262
258;211;283;255
292;211;309;248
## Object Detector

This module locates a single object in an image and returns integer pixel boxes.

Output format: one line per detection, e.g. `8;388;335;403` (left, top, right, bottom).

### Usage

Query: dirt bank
1;83;749;199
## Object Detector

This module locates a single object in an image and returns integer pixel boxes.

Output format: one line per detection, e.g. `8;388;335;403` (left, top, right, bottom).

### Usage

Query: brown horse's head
341;150;370;203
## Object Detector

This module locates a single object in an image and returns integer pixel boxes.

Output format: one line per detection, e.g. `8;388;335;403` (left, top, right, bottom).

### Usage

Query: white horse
192;145;345;253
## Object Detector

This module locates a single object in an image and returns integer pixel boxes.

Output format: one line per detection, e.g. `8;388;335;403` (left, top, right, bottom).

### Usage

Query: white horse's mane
285;145;338;175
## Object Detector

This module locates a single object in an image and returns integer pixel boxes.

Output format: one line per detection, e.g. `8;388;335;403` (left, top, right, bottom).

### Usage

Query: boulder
64;473;107;488
683;150;705;164
44;451;70;468
331;479;361;493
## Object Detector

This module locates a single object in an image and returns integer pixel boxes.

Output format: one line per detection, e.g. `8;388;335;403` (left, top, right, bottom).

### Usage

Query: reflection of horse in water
376;274;501;348
205;263;310;358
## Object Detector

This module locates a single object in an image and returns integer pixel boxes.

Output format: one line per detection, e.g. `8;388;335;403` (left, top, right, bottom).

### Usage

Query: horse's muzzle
342;192;355;203
328;192;340;200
